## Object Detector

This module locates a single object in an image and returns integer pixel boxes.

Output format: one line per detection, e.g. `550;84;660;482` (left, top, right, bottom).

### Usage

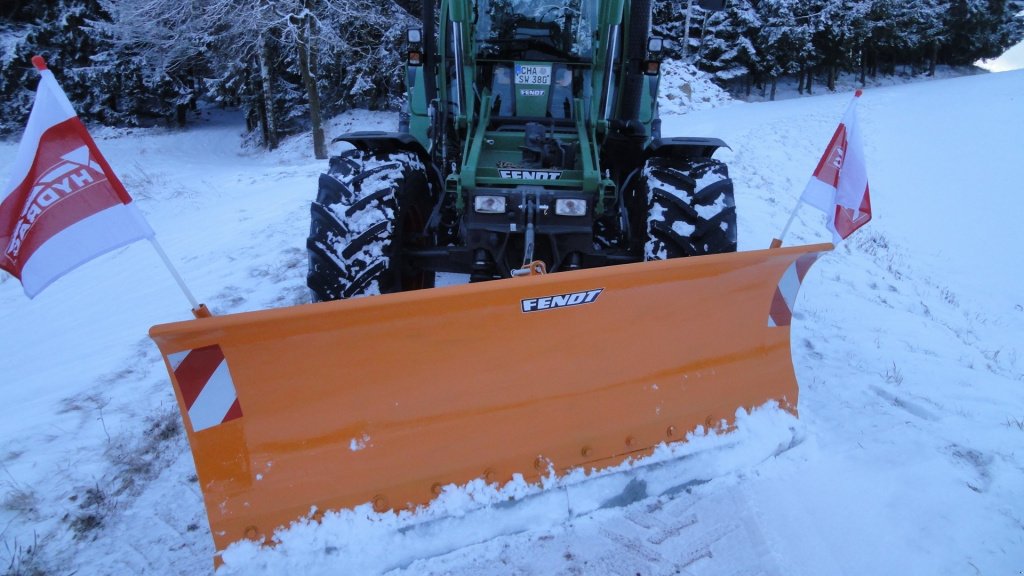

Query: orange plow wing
149;243;830;555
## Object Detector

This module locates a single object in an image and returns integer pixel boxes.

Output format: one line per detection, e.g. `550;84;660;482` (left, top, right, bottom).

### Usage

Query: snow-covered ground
2;69;1023;575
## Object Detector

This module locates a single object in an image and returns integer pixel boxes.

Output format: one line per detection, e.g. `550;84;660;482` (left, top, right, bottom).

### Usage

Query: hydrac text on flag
0;59;153;298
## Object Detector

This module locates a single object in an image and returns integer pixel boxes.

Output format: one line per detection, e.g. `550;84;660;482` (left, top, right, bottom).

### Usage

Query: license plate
515;64;551;86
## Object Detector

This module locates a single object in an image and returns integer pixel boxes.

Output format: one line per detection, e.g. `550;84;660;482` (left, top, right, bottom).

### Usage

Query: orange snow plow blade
150;243;829;556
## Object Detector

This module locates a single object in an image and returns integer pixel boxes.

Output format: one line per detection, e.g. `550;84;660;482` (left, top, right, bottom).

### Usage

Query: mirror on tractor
407;28;423;66
644;36;665;76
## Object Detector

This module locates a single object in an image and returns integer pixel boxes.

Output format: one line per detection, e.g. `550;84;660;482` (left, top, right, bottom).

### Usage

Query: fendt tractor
149;0;831;562
307;0;737;299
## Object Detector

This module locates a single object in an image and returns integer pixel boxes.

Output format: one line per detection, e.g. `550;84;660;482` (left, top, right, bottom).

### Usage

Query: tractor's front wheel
306;149;434;302
641;156;737;260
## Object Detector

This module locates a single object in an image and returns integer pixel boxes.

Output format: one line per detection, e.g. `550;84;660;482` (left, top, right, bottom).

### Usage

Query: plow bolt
666;425;676;437
581;446;592;458
372;495;389;512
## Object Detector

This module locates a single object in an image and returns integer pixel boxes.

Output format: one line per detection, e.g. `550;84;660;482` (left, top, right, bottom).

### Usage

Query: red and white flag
0;56;153;298
800;90;872;243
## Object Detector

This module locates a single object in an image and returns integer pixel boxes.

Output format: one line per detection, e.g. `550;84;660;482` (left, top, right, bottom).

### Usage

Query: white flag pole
146;237;210;317
770;204;802;249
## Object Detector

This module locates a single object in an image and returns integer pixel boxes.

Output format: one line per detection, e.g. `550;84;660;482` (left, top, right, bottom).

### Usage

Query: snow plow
150;242;827;554
149;0;832;560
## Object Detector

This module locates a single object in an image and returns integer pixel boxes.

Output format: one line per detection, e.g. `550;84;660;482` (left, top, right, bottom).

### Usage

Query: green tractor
307;0;734;300
154;3;833;556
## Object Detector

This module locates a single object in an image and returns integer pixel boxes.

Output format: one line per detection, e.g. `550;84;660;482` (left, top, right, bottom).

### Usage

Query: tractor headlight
555;198;588;216
474;195;507;214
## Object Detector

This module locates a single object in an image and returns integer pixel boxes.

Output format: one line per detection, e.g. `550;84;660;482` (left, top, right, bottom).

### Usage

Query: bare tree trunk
308;25;327;158
770;77;777;101
681;0;694;60
249;62;268;139
259;33;279;151
295;2;327;159
696;12;711;62
859;46;866;85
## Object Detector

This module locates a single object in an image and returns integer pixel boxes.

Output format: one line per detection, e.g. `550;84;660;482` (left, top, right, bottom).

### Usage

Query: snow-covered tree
942;0;1024;64
3;0;1022;138
755;0;815;98
694;0;762;88
653;0;715;60
808;0;872;91
0;0;115;134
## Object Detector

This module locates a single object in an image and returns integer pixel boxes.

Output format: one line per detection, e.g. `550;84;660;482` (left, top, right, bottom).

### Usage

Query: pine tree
0;0;117;134
942;0;1024;65
755;0;813;99
653;0;714;60
810;0;872;91
694;0;762;89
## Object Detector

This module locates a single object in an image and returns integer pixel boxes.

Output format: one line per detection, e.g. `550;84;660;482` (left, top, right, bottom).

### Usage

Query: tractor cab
474;0;597;122
474;0;597;61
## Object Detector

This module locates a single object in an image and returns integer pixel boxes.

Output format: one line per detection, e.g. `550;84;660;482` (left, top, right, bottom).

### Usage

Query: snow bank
659;59;732;114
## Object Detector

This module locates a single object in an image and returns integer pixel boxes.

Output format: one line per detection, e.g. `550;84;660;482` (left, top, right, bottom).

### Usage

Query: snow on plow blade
149;242;829;556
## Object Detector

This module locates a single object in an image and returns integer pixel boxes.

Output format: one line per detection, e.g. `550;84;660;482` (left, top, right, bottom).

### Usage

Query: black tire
641;156;737;260
307;149;434;302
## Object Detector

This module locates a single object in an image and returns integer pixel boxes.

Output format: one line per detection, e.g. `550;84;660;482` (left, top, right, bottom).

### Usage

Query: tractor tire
641;156;737;260
306;149;434;302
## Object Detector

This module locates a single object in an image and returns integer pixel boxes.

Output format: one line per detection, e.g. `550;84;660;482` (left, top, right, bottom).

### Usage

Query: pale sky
978;41;1024;72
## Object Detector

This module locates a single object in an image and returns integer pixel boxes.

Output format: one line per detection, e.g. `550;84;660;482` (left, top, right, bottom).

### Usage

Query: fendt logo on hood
521;288;604;313
5;146;106;259
499;169;562;180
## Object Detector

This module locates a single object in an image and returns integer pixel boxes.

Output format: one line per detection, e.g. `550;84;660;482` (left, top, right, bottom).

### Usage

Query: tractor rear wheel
307;149;434;302
641;156;737;260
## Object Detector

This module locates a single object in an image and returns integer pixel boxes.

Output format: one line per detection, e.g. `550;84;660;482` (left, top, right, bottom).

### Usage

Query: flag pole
147;238;211;318
770;205;801;249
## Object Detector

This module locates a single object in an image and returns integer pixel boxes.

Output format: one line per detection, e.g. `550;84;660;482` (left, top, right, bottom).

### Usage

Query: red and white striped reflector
768;252;821;327
166;345;242;432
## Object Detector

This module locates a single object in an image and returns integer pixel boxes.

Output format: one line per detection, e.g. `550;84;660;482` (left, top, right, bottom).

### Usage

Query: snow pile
218;404;802;575
658;59;732;114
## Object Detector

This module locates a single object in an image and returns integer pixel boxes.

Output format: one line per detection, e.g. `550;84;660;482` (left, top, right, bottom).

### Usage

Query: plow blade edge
149;243;829;554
